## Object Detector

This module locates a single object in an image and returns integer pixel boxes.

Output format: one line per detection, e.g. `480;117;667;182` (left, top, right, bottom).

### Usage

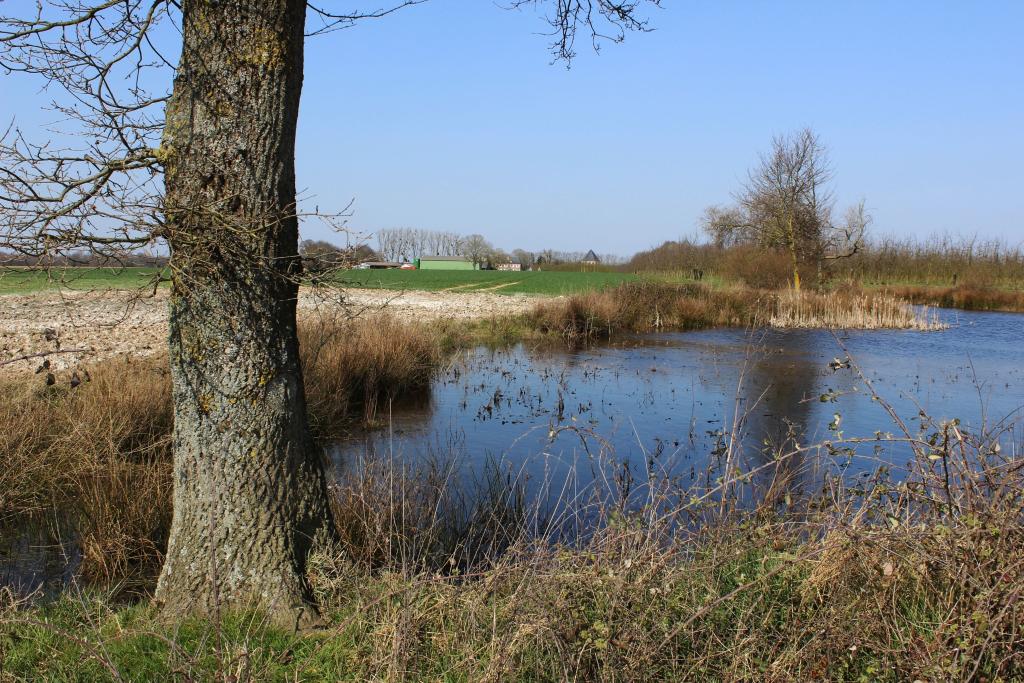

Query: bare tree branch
506;0;661;62
305;1;428;36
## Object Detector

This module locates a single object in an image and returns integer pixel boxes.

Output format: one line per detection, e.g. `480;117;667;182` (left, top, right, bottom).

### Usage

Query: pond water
331;308;1024;496
4;309;1022;596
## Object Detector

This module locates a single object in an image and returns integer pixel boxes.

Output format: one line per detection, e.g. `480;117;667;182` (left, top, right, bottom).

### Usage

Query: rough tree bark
155;0;334;627
2;0;659;629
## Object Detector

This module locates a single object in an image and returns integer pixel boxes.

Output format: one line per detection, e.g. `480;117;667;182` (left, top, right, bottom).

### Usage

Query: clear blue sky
5;1;1024;256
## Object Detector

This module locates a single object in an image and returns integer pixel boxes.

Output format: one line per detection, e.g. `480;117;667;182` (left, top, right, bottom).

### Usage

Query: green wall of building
417;258;477;270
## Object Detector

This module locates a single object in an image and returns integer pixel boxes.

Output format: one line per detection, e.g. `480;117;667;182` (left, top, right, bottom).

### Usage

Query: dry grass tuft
301;314;442;433
881;283;1024;312
328;455;526;576
0;359;172;588
768;289;943;330
530;282;942;345
0;314;446;587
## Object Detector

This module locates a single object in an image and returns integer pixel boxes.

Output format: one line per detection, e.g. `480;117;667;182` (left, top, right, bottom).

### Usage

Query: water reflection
0;522;80;599
331;309;1024;498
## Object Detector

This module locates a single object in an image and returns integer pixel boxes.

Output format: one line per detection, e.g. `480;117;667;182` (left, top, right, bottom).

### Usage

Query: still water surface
332;308;1023;490
5;309;1022;595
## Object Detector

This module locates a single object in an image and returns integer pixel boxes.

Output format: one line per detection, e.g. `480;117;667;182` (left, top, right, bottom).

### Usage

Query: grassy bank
3;416;1021;681
1;302;1021;680
877;283;1024;312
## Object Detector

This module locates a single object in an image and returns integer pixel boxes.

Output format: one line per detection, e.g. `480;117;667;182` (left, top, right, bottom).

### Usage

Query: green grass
1;267;643;297
337;269;641;295
0;267;164;295
0;544;888;682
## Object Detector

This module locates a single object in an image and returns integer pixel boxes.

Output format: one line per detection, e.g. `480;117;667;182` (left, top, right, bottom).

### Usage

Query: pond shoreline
2;282;977;377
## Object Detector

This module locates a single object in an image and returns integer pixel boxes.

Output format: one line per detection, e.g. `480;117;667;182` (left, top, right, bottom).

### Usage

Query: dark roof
583;249;600;262
419;255;471;261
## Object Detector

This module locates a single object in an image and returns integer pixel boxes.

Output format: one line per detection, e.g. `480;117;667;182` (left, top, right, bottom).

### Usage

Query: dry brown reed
530;282;943;346
0;314;443;587
881;283;1024;312
329;454;526;576
301;314;442;434
769;289;943;330
0;358;172;587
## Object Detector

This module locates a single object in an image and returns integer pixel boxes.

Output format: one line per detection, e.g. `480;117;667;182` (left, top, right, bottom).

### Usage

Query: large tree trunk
155;0;334;628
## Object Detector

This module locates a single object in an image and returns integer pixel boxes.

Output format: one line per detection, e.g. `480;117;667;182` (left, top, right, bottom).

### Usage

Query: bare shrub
720;244;794;289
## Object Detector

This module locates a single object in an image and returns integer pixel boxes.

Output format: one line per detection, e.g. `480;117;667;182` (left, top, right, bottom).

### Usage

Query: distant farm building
582;249;600;265
416;256;477;270
358;261;403;269
496;262;522;272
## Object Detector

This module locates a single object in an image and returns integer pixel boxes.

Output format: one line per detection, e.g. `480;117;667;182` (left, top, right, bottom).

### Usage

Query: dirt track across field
0;287;540;376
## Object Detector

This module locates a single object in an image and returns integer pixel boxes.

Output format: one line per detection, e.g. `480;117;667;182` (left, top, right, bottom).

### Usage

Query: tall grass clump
530;282;942;345
530;281;755;345
769;289;944;330
329;454;527;576
0;315;447;588
300;314;442;433
0;359;173;587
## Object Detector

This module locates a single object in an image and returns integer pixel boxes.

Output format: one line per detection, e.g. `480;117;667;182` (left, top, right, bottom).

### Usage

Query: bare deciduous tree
1;0;659;625
375;227;464;262
702;128;868;289
461;233;493;267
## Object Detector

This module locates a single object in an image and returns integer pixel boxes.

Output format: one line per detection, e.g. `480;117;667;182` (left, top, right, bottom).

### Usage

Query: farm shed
416;256;478;270
358;261;403;269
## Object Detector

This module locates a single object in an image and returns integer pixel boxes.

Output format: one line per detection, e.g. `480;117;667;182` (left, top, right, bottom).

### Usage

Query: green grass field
0;267;165;294
337;268;640;295
0;266;641;296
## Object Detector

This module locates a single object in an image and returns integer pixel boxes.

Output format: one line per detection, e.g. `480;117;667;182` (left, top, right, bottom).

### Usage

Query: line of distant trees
1;249;168;267
375;228;465;262
1;236;626;272
374;227;623;269
298;240;377;270
626;233;1024;290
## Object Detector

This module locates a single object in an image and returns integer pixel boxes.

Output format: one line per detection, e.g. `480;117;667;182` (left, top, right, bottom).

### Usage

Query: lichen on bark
155;0;335;629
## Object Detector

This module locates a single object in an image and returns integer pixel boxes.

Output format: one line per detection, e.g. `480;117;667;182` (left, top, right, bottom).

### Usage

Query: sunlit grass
0;267;166;294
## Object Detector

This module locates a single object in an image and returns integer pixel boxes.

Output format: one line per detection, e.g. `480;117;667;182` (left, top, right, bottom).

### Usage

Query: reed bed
1;293;1017;680
0;315;442;588
530;281;944;346
768;289;944;330
301;314;442;434
881;283;1024;312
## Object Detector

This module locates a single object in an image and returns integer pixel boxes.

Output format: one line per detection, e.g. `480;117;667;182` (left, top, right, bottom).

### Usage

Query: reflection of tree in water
738;331;821;502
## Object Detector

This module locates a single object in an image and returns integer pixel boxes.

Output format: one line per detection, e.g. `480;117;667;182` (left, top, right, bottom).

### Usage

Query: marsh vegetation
2;303;1022;680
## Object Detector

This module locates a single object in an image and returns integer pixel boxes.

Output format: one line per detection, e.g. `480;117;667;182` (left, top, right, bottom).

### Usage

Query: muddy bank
0;287;540;376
